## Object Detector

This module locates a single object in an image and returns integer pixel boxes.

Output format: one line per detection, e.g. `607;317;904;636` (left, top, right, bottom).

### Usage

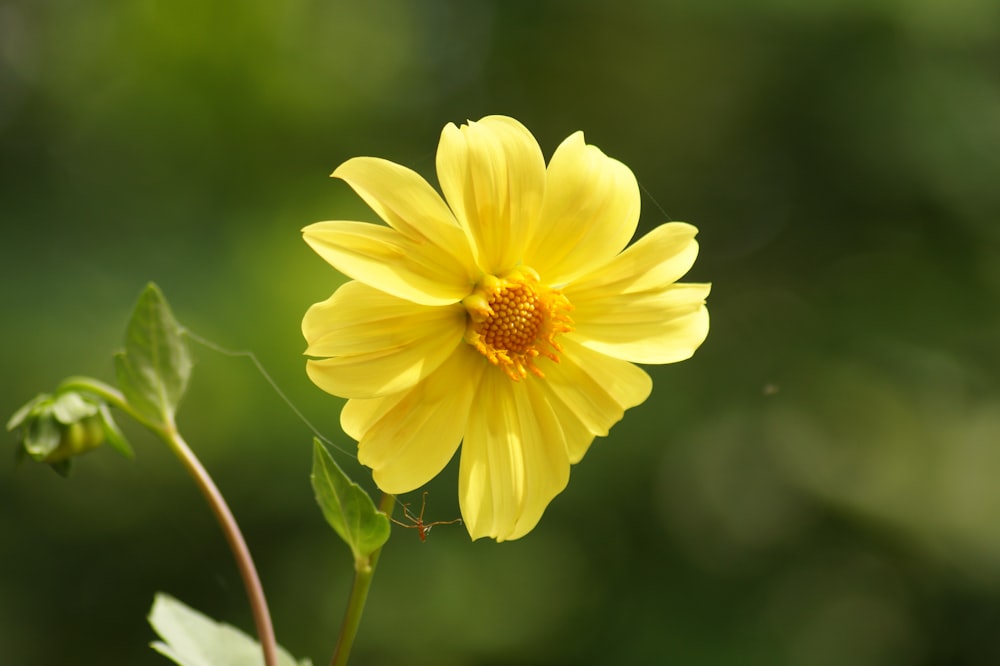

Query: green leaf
98;402;134;459
148;593;311;666
311;439;390;568
6;393;47;431
114;283;192;428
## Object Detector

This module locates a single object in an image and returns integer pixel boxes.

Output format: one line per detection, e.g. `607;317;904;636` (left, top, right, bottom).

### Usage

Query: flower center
462;268;573;381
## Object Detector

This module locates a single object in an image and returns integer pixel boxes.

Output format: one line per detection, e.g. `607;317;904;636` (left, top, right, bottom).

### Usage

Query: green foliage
7;390;132;475
96;401;135;460
6;0;1000;663
114;283;193;429
148;593;311;666
310;439;391;569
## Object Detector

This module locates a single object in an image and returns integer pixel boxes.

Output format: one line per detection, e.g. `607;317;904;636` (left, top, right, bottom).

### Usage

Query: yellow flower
302;116;710;541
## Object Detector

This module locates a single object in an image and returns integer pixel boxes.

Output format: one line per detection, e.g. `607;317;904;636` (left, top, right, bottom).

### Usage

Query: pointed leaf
115;283;192;428
311;439;390;567
98;402;134;459
148;593;311;666
7;394;47;431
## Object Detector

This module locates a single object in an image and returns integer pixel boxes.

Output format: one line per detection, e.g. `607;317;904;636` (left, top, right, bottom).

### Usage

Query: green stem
55;377;280;666
330;492;396;666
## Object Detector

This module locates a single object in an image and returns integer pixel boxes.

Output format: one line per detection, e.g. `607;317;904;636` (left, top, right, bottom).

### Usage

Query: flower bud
43;414;106;463
7;390;128;474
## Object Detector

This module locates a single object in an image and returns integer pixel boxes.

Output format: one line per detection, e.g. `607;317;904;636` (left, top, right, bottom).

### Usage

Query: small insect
391;491;462;542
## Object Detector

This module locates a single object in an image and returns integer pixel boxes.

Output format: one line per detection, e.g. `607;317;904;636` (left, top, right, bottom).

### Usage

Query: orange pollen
462;269;574;381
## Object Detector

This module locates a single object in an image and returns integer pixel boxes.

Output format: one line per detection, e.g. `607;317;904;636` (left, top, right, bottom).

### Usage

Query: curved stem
330;492;396;666
54;377;279;666
165;429;279;666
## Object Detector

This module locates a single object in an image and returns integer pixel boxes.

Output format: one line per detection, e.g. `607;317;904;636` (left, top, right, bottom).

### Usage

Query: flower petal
459;370;571;542
537;338;652;437
526;131;640;285
548;394;596;465
303;282;466;398
332;157;478;274
343;346;486;494
340;391;405;443
303;221;473;306
436;116;545;274
566;222;701;297
303;281;464;357
569;283;711;364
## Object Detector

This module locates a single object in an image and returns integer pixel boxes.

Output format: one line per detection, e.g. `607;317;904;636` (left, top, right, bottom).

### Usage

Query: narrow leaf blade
98;403;134;459
6;394;47;431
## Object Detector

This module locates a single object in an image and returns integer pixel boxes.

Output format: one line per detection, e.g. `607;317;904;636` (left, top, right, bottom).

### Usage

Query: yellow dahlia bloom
302;116;709;542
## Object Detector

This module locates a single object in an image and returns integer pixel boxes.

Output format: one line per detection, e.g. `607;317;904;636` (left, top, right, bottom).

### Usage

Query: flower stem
330;492;396;666
165;429;279;666
55;377;279;666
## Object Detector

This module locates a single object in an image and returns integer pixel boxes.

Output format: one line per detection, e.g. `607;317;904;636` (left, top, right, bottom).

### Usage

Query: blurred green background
3;0;1000;664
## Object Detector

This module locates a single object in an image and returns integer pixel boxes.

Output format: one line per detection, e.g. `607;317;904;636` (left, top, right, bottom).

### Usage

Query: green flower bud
7;389;132;474
42;415;106;463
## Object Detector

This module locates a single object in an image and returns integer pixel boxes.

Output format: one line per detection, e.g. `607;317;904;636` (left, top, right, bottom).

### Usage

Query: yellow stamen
462;268;573;381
